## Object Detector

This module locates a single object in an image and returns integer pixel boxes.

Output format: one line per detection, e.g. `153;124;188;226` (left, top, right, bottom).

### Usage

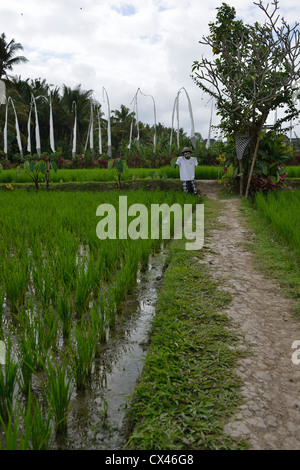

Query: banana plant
107;158;128;189
23;159;57;191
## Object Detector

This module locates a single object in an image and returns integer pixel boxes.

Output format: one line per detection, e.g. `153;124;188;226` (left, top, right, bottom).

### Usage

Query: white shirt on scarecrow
176;152;198;181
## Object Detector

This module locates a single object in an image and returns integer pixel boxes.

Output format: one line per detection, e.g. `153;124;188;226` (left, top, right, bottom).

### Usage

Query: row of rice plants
254;189;300;259
1;165;299;186
0;189;197;449
0;165;221;184
286;166;300;178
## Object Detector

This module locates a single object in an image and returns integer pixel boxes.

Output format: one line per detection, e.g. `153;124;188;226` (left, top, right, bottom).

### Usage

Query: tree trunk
46;160;50;190
245;115;267;199
239;160;243;196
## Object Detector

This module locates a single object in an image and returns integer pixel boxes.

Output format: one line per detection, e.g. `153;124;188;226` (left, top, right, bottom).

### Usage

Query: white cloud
1;0;300;140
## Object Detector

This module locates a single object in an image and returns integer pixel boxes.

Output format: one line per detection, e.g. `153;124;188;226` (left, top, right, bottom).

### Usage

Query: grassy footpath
124;189;300;450
124;197;248;450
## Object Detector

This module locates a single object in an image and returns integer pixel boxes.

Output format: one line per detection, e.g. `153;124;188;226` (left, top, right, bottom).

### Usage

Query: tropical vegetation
0;75;216;164
0;33;28;80
192;1;300;196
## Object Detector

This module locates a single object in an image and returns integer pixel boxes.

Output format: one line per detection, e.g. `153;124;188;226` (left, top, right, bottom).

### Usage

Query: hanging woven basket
235;133;253;160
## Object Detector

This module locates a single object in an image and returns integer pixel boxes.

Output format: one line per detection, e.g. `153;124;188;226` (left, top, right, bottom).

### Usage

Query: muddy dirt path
198;181;300;450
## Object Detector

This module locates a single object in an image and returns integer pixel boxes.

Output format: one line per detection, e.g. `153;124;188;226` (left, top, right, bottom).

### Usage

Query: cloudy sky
2;0;300;141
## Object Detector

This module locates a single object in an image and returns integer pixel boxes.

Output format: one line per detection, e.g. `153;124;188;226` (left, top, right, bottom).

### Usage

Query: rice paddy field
0;165;221;184
286;166;300;179
0;189;197;450
253;189;300;260
0;165;299;185
1;179;299;451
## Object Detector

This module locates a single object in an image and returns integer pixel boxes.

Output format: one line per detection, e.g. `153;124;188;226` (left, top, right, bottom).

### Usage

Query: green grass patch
124;197;247;450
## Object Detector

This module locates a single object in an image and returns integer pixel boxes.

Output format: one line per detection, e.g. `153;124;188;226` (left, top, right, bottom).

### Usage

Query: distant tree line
0;76;221;164
0;31;224;166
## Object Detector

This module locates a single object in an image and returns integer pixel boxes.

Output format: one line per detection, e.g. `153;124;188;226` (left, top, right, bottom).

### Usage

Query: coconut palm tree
111;104;134;154
60;84;94;152
0;33;28;79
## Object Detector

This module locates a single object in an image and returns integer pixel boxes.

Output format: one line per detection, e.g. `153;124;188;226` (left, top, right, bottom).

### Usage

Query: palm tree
60;84;94;152
0;33;28;79
112;104;134;154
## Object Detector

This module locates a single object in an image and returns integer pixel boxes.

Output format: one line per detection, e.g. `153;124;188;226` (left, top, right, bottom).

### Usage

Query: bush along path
198;182;300;450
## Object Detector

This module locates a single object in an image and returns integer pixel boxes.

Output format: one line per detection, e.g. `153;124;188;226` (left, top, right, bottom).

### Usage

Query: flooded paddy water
0;190;198;450
0;249;166;450
55;249;166;450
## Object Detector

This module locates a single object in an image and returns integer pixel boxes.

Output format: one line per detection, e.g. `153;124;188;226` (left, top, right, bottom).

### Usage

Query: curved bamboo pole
49;91;55;153
138;88;157;152
169;87;196;153
4;96;23;157
72;101;77;158
102;87;112;158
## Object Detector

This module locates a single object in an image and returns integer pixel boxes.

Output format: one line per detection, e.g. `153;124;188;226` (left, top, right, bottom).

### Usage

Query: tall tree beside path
192;0;300;197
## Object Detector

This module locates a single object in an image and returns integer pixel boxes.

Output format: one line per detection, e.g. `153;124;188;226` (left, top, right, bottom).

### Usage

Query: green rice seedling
90;298;107;351
17;328;38;394
42;307;60;353
113;249;140;312
55;248;78;291
106;285;116;328
28;239;43;262
0;337;18;423
286;165;300;179
32;306;59;362
15;304;46;391
86;252;105;297
55;287;73;340
0;288;4;337
0;409;28;450
90;303;101;357
90;258;105;298
254;190;300;259
31;261;54;307
71;320;97;390
100;240;123;280
98;291;108;344
139;241;151;273
21;389;54;450
2;256;29;314
43;356;74;435
74;266;93;318
98;395;109;429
